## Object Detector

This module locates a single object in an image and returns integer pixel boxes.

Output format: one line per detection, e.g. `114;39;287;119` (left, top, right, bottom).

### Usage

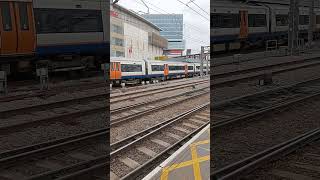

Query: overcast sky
117;0;210;54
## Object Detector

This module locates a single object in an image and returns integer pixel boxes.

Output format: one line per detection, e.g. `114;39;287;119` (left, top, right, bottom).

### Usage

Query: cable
114;1;209;54
142;0;207;49
188;0;210;16
175;0;210;21
133;0;208;43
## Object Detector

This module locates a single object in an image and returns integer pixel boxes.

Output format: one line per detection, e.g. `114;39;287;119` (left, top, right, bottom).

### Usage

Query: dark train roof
216;0;320;7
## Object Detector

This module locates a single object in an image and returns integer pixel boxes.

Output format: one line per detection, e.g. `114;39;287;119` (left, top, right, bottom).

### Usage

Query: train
0;0;108;76
212;0;320;52
110;57;210;85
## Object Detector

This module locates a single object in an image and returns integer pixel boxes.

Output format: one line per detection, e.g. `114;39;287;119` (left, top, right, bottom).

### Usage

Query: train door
110;62;121;80
0;1;35;55
15;2;36;54
239;10;248;39
164;64;169;79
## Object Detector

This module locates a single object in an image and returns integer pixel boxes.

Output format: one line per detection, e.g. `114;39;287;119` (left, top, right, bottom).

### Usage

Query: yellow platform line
191;144;202;180
160;156;210;180
160;139;210;180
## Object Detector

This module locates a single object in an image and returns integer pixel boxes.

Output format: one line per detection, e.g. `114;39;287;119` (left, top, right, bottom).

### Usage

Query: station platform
143;124;210;180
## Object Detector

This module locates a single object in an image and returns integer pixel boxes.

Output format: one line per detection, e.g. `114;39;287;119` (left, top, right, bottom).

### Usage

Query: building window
121;64;142;72
276;14;288;26
111;50;124;57
116;51;124;57
112;24;123;34
112;37;124;46
248;14;266;27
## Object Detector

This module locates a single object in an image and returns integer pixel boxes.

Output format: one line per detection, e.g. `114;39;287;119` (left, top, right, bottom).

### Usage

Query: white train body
212;0;320;51
110;57;210;84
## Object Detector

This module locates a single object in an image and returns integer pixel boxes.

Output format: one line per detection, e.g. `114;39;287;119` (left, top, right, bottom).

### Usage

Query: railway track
211;76;320;175
0;77;106;103
110;78;208;102
110;103;210;179
212;76;320;129
111;86;209;126
213;56;320;86
0;128;108;180
1;54;318;104
212;128;320;180
0;79;209;133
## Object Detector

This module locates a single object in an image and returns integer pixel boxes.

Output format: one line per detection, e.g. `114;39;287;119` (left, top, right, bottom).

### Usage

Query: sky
117;0;210;54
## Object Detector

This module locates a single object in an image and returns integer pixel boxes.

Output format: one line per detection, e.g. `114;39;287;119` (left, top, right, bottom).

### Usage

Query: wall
124;23;163;60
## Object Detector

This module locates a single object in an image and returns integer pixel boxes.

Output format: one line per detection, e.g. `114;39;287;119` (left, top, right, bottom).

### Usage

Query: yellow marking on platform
160;139;210;180
192;140;209;146
191;144;202;180
160;156;210;180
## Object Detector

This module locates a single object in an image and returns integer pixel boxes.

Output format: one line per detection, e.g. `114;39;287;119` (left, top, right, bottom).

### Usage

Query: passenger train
0;0;108;75
212;0;320;52
110;57;210;85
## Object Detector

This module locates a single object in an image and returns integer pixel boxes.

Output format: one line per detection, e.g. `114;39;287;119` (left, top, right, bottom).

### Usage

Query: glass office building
142;14;185;56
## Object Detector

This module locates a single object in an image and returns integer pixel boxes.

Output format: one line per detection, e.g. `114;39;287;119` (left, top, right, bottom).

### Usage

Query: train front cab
0;0;36;74
110;61;121;85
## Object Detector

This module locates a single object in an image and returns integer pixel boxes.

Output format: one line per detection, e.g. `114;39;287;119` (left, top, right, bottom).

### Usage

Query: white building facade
111;4;167;60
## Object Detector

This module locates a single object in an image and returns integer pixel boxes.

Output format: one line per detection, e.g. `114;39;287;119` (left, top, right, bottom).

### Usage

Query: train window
317;15;320;24
19;3;29;30
151;65;164;71
196;66;200;70
34;9;103;33
121;64;142;72
212;13;239;28
299;15;309;25
71;10;103;33
1;2;12;31
169;66;184;71
35;9;69;33
248;14;266;27
276;14;288;26
188;66;193;70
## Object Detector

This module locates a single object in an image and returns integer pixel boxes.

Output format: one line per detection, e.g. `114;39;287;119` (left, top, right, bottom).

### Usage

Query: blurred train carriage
212;0;320;52
0;0;109;76
110;57;210;85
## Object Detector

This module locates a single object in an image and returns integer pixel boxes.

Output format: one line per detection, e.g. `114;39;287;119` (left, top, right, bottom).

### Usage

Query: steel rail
211;128;320;180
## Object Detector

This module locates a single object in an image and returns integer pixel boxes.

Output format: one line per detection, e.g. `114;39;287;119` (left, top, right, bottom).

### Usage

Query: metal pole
289;0;300;55
295;0;300;51
308;0;315;48
289;0;294;55
200;46;204;78
206;53;209;75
